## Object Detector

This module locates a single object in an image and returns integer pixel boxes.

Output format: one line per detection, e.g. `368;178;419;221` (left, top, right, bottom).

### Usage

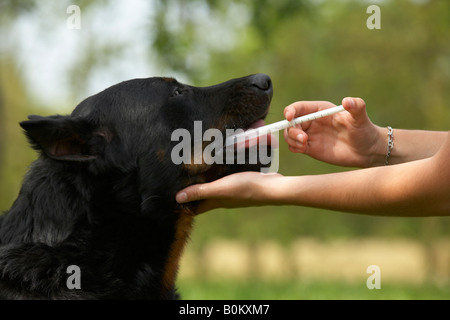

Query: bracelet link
385;126;394;165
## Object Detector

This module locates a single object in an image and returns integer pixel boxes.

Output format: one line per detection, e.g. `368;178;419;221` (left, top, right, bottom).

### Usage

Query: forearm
271;156;449;217
370;126;447;166
177;133;450;216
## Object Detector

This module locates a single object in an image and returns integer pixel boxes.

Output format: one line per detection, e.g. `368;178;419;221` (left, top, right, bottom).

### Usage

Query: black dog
0;74;273;299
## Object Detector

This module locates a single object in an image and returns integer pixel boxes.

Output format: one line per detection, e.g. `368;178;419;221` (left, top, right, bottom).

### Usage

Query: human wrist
384;126;395;165
367;125;390;167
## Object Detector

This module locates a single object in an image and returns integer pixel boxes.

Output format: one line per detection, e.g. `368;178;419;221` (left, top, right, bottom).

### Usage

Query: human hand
176;172;283;214
283;97;385;168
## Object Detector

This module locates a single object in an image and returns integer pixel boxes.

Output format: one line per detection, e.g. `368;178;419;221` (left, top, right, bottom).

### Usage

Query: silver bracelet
385;126;394;165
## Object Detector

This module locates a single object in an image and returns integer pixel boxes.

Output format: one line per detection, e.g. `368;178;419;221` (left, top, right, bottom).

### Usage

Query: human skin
176;98;450;217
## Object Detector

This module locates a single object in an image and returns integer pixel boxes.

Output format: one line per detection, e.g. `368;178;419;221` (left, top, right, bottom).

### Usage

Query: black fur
0;74;273;299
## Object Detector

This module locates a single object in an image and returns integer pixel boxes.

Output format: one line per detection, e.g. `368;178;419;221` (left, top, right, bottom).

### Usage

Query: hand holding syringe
225;105;346;147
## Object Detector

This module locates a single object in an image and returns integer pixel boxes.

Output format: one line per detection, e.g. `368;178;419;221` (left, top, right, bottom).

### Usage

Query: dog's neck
1;158;192;298
1;160;91;244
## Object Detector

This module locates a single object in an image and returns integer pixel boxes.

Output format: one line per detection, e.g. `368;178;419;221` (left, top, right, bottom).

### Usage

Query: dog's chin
176;160;268;214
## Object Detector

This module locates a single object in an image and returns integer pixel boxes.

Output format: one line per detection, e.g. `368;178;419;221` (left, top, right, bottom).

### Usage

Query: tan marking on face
156;148;166;163
162;77;176;83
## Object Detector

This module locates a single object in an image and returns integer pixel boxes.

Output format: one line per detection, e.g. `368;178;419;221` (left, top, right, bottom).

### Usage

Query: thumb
342;97;368;123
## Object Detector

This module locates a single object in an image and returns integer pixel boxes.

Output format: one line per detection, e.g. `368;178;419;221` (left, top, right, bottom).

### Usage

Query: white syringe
225;105;346;147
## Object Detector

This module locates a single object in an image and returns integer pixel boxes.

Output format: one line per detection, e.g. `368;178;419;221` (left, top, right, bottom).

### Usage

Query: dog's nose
251;74;272;92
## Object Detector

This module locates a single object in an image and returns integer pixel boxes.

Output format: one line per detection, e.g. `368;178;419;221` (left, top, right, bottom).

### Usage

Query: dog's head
20;74;274;211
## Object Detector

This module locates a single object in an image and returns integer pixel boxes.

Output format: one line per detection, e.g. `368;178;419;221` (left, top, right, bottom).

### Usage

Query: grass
177;279;450;300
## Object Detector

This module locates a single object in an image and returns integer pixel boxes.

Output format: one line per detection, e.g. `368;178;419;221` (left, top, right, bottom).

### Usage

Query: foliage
1;0;449;242
0;59;36;210
152;0;308;81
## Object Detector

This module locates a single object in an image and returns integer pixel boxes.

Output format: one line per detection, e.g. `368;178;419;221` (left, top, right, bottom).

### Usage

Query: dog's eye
172;88;182;97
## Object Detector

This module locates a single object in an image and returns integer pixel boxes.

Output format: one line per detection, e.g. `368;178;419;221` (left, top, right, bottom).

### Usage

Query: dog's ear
20;115;108;162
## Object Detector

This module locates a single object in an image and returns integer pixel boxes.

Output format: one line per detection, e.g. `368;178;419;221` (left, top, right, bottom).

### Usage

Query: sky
8;0;156;110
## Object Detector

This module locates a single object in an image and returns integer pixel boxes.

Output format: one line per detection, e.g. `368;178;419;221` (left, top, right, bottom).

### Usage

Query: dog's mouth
230;109;279;149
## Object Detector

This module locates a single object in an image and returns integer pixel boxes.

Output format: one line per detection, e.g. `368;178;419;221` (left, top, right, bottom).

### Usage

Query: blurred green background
1;0;449;299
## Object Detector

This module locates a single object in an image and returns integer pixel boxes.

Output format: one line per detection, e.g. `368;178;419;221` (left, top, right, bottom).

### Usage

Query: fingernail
297;134;304;144
176;192;188;203
285;110;291;119
344;97;355;109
